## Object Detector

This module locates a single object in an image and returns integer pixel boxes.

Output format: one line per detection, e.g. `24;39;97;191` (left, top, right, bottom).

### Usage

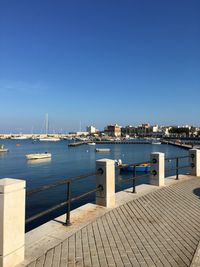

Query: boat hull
26;153;52;160
39;138;60;142
120;165;150;172
87;143;96;146
95;148;110;153
0;149;8;152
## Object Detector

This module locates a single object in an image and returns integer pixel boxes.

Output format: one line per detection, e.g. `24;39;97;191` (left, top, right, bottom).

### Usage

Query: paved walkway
26;178;200;267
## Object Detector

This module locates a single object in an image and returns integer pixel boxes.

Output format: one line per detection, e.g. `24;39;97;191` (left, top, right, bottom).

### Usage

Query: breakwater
68;139;195;150
162;140;193;149
68;140;153;147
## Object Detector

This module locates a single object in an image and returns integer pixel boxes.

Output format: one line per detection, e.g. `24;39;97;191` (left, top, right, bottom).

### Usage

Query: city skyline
0;0;200;132
0;119;199;135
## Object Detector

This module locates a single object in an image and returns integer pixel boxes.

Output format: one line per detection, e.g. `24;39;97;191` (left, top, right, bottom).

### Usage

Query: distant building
105;124;121;137
86;126;97;134
151;125;159;133
137;123;151;136
121;125;137;137
68;131;89;136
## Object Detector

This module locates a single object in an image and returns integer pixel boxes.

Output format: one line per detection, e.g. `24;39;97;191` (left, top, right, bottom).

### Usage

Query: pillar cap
151;152;165;156
0;178;25;193
96;159;115;164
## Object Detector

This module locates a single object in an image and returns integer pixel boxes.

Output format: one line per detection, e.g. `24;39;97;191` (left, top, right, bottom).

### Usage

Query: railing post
150;152;165;186
189;149;200;176
132;166;136;193
65;181;71;226
0;178;25;267
96;159;115;208
176;157;179;180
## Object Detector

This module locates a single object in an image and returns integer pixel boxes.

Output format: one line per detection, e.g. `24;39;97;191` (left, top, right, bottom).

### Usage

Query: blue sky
0;0;200;133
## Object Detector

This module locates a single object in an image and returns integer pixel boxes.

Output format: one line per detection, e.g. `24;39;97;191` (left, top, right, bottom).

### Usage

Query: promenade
21;176;200;267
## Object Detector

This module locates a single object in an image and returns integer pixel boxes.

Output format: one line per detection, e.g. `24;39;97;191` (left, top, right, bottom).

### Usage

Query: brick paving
26;178;200;267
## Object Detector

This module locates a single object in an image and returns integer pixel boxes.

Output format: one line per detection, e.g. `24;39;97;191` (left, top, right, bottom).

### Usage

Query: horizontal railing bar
26;200;67;224
70;185;102;203
26;186;102;224
165;155;189;161
165;165;191;172
27;170;102;196
119;172;150;184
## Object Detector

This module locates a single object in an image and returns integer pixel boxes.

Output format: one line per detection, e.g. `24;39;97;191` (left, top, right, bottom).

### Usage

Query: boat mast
45;113;49;135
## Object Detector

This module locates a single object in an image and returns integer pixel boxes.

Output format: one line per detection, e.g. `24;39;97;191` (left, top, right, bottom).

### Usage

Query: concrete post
0;178;26;267
150;152;165;186
189;149;200;176
96;159;115;208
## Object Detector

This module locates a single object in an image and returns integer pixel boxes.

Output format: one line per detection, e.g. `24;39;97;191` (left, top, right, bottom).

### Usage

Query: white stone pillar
150;152;165;186
96;159;115;208
0;179;26;267
189;149;200;176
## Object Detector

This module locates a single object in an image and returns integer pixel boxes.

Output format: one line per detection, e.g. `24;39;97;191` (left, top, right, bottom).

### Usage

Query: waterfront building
121;125;137;137
105;124;121;137
137;123;151;136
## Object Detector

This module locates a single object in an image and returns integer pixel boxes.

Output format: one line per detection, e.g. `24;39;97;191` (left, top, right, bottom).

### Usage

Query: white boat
87;142;96;145
26;152;52;160
11;136;29;140
0;144;8;152
152;142;161;145
95;148;111;153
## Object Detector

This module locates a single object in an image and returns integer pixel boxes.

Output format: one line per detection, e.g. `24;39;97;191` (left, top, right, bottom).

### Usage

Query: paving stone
26;178;200;267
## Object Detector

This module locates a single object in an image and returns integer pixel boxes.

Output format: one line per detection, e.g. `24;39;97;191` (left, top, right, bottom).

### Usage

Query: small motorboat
115;159;150;172
95;148;111;153
0;144;8;152
120;164;151;172
87;142;96;146
39;138;60;141
26;152;52;160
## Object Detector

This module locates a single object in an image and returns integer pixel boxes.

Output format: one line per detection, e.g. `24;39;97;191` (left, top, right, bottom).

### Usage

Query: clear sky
0;0;200;133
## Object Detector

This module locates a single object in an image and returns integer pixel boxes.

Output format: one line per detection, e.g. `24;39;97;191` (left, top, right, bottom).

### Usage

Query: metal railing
26;168;104;226
26;154;192;228
116;160;152;193
117;154;192;192
165;155;191;180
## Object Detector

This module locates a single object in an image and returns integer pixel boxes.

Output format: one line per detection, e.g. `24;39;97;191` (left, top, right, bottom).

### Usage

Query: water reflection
27;158;52;165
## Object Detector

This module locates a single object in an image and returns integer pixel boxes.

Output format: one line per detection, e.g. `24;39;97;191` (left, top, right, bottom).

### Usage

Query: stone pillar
96;159;115;208
150;152;165;186
0;179;26;267
189;149;200;176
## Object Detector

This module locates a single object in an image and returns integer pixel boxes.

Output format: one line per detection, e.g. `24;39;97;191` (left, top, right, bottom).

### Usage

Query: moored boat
87;142;96;146
0;144;8;152
39;138;60;141
26;152;52;160
95;148;110;153
116;159;150;172
120;164;150;172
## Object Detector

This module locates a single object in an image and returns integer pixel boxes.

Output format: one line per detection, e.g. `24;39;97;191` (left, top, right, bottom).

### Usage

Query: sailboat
39;114;60;141
0;144;9;152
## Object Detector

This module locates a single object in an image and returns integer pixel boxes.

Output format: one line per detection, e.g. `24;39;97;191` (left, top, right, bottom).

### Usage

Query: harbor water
0;139;189;231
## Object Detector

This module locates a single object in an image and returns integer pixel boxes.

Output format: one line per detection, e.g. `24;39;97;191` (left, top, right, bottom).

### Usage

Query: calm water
0;140;189;231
